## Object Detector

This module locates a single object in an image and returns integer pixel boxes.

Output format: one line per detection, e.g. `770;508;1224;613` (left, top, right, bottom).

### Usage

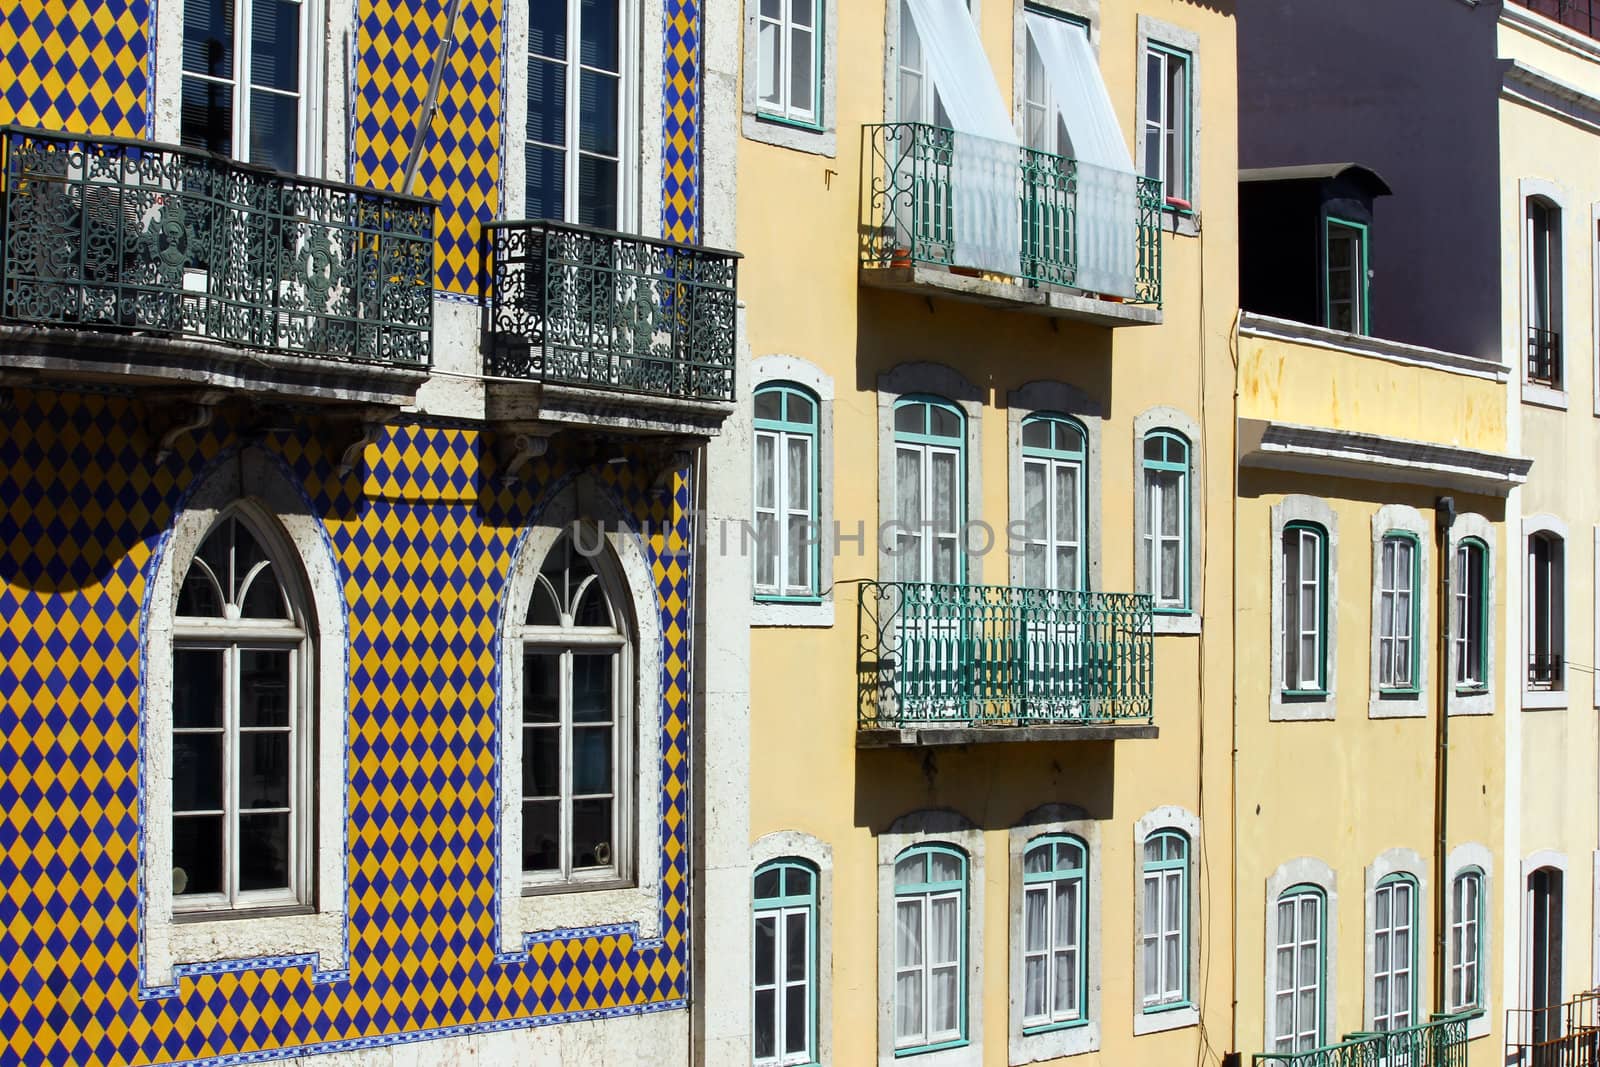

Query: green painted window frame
754;382;823;603
1455;538;1490;694
754;0;826;131
1282;521;1330;697
1141;429;1191;614
1020;834;1090;1035
1273;883;1328;1053
1019;412;1089;592
1324;216;1370;335
1372;873;1420;1032
1140;829;1190;1013
892;843;970;1055
1143;41;1194;209
753;858;821;1067
1377;531;1422;694
892;395;968;585
1448;867;1485;1014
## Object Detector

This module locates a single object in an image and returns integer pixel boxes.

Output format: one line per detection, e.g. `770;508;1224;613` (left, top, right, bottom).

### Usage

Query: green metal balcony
485;219;739;406
0;127;434;369
859;122;1163;315
1253;1012;1476;1067
857;581;1153;744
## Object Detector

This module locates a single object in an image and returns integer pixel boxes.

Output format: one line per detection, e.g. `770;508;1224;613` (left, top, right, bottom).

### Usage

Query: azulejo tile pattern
0;0;149;137
0;391;694;1066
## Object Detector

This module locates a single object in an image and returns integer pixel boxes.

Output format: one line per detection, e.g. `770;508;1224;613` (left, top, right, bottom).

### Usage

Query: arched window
1526;196;1562;388
1372;873;1418;1031
893;843;968;1051
1020;834;1088;1032
1271;884;1326;1052
753;859;819;1065
1528;530;1564;691
1141;430;1189;610
753;381;821;600
518;530;633;886
1282;522;1328;693
1376;532;1419;692
892;396;966;584
171;509;314;911
1141;829;1189;1010
1020;412;1088;591
1454;538;1489;691
1449;868;1484;1013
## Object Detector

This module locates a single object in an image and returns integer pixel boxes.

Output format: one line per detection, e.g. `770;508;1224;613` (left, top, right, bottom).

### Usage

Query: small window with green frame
1142;41;1193;208
1272;883;1327;1052
1377;532;1420;693
1454;538;1489;693
892;843;969;1053
1325;217;1369;335
754;382;821;600
1448;868;1484;1014
1020;834;1088;1033
1020;412;1088;592
1140;829;1189;1012
1372;872;1419;1031
1141;430;1190;612
1281;521;1328;695
753;858;820;1066
756;0;824;130
892;396;966;584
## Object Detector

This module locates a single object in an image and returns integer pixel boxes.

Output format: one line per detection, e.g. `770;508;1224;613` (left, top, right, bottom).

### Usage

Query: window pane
182;77;234;155
1025;887;1048;952
786;866;812;897
529;57;567;146
571;796;613;868
896;898;923;964
757;18;780;108
239;562;290;620
523;652;560;723
1055;464;1079;546
931;452;958;533
895;854;925;887
239;732;290;808
895;403;925;435
579;69;619;156
785;982;807;1055
895;970;924;1040
523;798;560;871
172;814;224;896
184;0;235;75
930;406;960;439
523;725;559;798
754;913;776;984
788;393;815;424
572;654;614;722
576;155;617;229
929;851;961;883
753;988;776;1058
786;910;808;981
754;868;781;900
248;89;299;172
579;0;619;71
1025;955;1047;1018
239;650;291;726
173;733;223;811
1054;948;1078;1016
789;27;814;112
174;649;225;728
250;0;300;91
238;811;290;891
572;725;613;794
931;965;959;1034
785;437;810;513
930;896;959;964
1022;419;1051;450
529;0;566;59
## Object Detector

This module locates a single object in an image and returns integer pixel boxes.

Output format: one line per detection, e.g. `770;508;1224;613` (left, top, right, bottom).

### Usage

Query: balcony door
529;0;634;229
1019;413;1087;719
181;0;314;173
1528;867;1563;1050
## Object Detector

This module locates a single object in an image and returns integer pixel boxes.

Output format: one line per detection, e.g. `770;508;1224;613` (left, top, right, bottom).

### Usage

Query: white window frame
1142;43;1191;204
755;0;821;126
1272;886;1325;1053
752;832;835;1065
1133;407;1202;633
1363;849;1429;1033
753;859;818;1066
753;382;820;601
893;849;967;1051
1446;842;1493;1040
1449;871;1482;1014
1019;414;1088;592
1282;524;1325;693
1270;496;1338;722
1520;179;1568;407
1019;837;1087;1030
1376;536;1416;690
1140;833;1187;1011
752;356;836;627
1263;857;1336;1055
1009;382;1103;595
1132;806;1201;1036
1369;505;1430;719
1371;876;1417;1032
1523;515;1568;709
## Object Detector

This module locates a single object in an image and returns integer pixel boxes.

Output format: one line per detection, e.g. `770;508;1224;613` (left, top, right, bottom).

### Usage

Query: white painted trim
1368;506;1431;719
142;448;349;991
1130;806;1200;1036
1445;843;1494;1040
1007;805;1101;1062
751;831;835;1067
1501;0;1600;65
1504;60;1600;134
1523;382;1570;409
1270;496;1339;721
1237;312;1510;383
1449;513;1496;717
751;355;836;627
1133;406;1203;634
495;481;664;953
1006;381;1104;592
1264;858;1338;1052
1239;420;1532;497
1362;848;1430;1031
1522;513;1570;709
877;810;985;1067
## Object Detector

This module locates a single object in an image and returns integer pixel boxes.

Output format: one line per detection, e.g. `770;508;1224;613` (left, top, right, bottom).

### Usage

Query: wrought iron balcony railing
1512;0;1600;40
486;219;739;403
857;581;1153;729
0;127;434;367
1253;1012;1475;1067
1529;326;1562;388
1529;652;1563;689
1507;992;1600;1066
859;122;1163;306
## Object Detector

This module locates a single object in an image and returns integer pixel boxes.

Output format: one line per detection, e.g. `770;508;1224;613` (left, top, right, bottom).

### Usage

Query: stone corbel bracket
151;389;231;463
496;428;554;488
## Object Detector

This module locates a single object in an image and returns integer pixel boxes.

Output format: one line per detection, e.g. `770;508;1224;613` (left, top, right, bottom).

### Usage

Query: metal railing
1529;652;1563;689
1529;326;1562;387
1253;1012;1476;1067
859;122;1163;305
0;127;434;366
856;581;1153;728
485;219;739;403
1511;0;1600;40
1508;992;1600;1066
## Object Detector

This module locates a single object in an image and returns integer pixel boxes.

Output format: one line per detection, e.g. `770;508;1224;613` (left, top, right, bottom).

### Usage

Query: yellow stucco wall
738;0;1240;1062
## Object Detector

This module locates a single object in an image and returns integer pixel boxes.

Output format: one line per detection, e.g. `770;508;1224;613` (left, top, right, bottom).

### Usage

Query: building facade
0;0;750;1065
736;0;1239;1063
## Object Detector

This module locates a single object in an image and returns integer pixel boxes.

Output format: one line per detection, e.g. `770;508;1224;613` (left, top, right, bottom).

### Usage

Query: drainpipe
1435;495;1457;1017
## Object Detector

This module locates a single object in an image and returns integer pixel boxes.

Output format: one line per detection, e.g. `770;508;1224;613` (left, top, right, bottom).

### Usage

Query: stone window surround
1362;848;1429;1031
877;809;986;1067
141;447;349;991
1449;513;1497;717
1131;805;1201;1036
1006;804;1101;1064
1368;505;1432;720
1264;857;1338;1054
742;0;840;156
501;0;667;237
1270;495;1339;722
1133;406;1203;635
1446;842;1494;1040
877;363;988;584
1135;14;1203;238
1006;381;1104;592
1520;177;1569;410
1522;513;1569;711
751;830;835;1066
752;355;836;627
495;479;664;953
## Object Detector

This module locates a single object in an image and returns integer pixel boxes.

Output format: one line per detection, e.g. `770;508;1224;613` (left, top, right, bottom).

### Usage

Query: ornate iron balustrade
1508;991;1600;1066
486;220;739;403
1512;0;1600;40
0;127;434;367
1253;1012;1475;1067
1529;652;1563;690
1528;326;1562;388
859;122;1163;306
857;580;1153;728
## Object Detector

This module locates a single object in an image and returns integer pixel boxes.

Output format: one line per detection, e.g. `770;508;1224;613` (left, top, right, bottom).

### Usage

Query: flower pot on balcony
891;247;913;268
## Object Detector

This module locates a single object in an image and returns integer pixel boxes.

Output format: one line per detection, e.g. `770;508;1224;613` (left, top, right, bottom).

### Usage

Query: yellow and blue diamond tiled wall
0;0;708;1062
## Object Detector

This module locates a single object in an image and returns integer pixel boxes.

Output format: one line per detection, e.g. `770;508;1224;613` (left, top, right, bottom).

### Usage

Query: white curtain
1025;11;1138;298
903;0;1022;274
